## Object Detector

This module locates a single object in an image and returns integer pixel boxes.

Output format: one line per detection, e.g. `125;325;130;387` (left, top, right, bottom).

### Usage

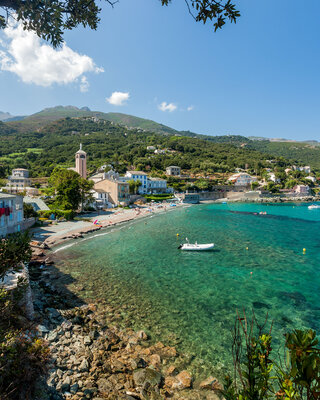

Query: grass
143;194;174;202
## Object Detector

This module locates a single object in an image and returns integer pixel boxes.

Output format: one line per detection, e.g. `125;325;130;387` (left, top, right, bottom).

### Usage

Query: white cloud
0;22;103;90
187;105;194;111
106;91;130;106
158;102;177;112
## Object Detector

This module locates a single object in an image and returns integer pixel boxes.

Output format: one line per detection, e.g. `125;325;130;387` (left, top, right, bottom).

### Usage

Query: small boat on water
178;238;214;251
308;204;320;210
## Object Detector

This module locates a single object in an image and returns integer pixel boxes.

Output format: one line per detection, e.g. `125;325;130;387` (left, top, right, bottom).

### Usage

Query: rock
137;330;148;340
166;365;178;376
61;320;73;331
70;383;79;394
149;354;161;369
37;324;49;335
165;370;192;390
97;378;109;393
61;376;71;392
84;336;92;345
199;376;220;390
79;358;89;372
47;307;60;318
133;368;162;388
47;331;58;342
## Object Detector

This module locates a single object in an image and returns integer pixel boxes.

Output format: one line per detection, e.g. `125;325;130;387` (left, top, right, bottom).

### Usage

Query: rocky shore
29;245;224;400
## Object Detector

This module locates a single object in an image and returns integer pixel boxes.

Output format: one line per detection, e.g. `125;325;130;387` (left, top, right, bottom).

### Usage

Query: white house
147;178;167;194
154;149;166;154
6;168;31;191
91;189;109;209
293;185;310;195
268;173;280;183
166;166;181;176
292;166;311;174
125;171;149;194
147;146;156;151
305;176;316;183
228;173;257;186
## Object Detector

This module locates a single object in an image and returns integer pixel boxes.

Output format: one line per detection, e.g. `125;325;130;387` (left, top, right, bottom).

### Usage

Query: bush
0;330;50;400
37;209;75;220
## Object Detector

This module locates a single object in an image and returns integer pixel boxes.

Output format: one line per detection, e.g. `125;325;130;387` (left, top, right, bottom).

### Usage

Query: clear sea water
54;202;320;379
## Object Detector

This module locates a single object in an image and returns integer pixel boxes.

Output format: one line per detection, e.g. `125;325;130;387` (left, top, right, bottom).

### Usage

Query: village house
0;193;24;237
6;168;31;191
268;172;280;183
305;176;316;184
166;166;181;176
228;172;257;186
125;171;149;194
292;165;311;174
91;189;109;209
147;178;168;194
94;178;129;206
293;185;310;195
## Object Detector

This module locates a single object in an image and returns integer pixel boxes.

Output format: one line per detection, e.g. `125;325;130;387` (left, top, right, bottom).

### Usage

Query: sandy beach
31;203;187;248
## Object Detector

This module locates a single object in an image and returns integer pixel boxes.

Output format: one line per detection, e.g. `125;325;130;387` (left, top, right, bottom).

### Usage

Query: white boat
308;204;320;210
178;238;214;251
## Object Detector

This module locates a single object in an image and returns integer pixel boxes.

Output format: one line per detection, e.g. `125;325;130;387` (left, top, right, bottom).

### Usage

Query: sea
53;202;320;379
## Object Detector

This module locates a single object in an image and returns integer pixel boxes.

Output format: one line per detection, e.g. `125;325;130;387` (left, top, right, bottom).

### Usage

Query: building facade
75;144;87;179
147;178;167;194
125;171;148;194
0;193;24;237
91;189;109;209
7;168;31;191
166;166;181;176
228;173;257;186
94;178;129;206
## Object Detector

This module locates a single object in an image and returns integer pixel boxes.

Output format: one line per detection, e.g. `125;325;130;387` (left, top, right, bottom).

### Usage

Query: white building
147;146;156;151
147;178;167;194
294;185;310;195
7;168;31;190
305;176;316;183
90;170;120;184
0;193;24;237
91;189;109;209
154;149;166;154
125;171;149;194
292;166;311;174
268;173;280;183
166;166;181;176
228;173;257;186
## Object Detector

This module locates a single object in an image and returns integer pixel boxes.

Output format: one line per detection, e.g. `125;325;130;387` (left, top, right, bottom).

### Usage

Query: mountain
0;111;13;121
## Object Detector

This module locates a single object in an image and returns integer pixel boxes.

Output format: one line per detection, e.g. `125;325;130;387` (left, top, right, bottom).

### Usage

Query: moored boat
308;204;320;210
178;238;214;251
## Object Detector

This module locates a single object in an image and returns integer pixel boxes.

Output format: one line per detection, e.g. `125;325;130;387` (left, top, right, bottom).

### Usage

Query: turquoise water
54;202;320;378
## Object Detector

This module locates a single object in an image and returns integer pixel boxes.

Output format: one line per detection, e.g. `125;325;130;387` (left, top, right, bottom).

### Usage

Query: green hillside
248;140;320;170
0;117;282;178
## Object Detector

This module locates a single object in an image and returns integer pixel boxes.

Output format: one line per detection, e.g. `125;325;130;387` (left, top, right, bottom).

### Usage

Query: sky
0;0;320;140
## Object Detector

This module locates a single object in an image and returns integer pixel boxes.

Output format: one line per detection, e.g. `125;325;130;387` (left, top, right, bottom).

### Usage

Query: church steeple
75;144;87;179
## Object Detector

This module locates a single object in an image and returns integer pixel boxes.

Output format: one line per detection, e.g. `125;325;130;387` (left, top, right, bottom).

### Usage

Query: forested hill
0;117;281;178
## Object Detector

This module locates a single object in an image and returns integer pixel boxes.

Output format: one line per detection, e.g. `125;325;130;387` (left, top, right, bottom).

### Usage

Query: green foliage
23;203;37;219
49;168;93;211
38;209;75;220
0;232;31;281
0;1;240;47
144;194;174;202
0;331;50;399
223;313;320;400
251;181;259;190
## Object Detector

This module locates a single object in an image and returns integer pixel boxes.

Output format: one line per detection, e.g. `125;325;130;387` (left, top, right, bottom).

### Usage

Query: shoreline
31;203;188;252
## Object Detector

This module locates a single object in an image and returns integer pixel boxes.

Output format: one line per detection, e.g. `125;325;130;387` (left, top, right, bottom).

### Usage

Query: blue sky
0;0;320;140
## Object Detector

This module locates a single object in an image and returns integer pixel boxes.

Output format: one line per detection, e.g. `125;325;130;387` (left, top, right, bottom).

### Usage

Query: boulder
199;376;222;391
133;368;162;388
165;370;192;390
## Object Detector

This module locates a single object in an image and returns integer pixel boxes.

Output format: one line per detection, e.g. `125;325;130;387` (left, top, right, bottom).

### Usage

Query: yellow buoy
176;233;179;236
303;248;306;253
246;247;249;250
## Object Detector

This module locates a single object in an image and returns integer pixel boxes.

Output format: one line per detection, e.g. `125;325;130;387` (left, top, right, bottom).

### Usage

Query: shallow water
54;202;320;378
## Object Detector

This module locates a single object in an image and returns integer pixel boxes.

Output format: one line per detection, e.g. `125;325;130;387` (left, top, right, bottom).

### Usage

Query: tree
0;231;31;280
128;179;136;195
23;202;38;218
49;168;92;211
0;0;240;47
251;181;259;190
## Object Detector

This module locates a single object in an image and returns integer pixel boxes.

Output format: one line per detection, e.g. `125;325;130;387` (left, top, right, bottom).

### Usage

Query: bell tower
75;143;87;179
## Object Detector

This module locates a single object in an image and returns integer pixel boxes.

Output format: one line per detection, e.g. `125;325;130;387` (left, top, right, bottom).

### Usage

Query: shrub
38;209;75;220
